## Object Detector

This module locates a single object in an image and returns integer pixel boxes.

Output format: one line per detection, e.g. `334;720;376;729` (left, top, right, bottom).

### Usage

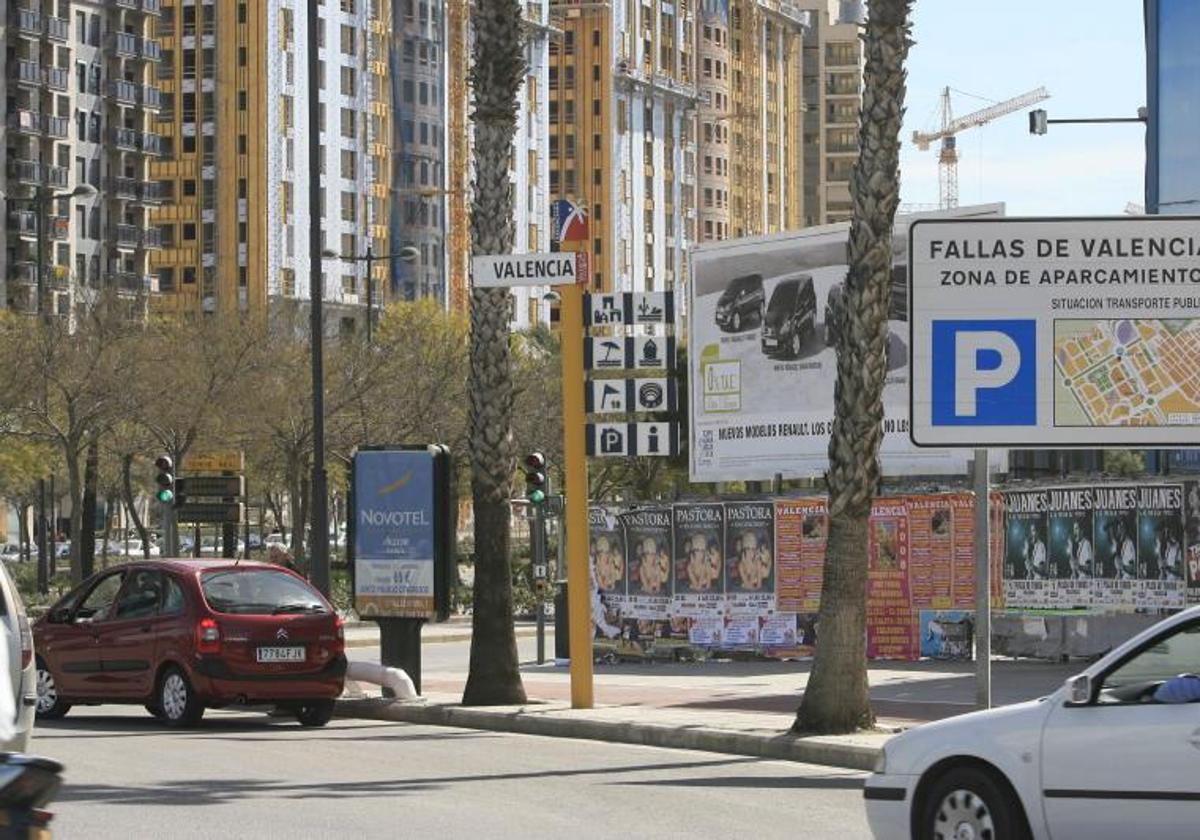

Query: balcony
44;66;69;91
114;31;140;58
109;79;140;105
143;227;163;249
7;109;41;135
46;15;69;41
142;85;162;109
139;181;164;202
110;272;154;295
8;263;37;287
14;59;41;87
108;176;141;199
8;211;38;238
142;39;162;61
142;0;162;15
114;224;141;247
113;126;141;151
14;8;40;38
115;0;138;9
8;159;69;189
47;217;70;241
44;114;69;139
141;132;163;155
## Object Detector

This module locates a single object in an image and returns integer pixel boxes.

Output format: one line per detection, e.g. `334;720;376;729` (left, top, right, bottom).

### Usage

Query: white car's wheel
920;766;1028;840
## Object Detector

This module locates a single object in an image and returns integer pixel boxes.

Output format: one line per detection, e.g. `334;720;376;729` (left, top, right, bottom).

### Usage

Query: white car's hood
884;694;1056;774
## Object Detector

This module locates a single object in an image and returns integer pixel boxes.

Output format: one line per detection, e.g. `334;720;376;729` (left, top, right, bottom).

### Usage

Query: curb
334;698;883;772
344;628;546;649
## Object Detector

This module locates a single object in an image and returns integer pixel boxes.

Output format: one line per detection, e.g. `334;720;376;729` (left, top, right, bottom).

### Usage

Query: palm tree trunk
462;0;527;706
794;0;913;734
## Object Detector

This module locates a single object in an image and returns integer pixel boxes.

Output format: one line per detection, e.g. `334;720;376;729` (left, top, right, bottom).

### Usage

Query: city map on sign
1054;319;1200;427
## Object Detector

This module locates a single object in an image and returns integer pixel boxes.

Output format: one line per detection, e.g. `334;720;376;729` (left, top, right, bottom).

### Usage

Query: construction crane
912;86;1050;209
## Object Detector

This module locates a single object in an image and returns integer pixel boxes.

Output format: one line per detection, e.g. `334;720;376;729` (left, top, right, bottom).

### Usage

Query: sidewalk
341;617;544;648
334;624;1076;770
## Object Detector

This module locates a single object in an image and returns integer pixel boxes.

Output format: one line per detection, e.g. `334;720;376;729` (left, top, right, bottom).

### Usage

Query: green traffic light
528;489;546;505
156;489;174;504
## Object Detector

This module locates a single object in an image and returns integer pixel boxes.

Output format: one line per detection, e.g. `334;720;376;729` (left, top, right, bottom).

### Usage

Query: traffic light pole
560;281;594;708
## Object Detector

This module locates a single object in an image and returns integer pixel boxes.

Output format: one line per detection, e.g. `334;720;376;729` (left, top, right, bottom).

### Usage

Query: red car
34;559;345;727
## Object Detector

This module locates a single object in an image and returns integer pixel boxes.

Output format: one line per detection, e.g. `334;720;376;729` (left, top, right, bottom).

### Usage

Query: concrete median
335;696;889;771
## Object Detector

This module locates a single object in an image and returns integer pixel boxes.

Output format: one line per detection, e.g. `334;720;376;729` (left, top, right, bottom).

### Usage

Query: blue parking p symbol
931;320;1036;426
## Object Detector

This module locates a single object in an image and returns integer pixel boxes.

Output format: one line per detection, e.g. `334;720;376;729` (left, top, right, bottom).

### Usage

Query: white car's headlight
872;746;888;773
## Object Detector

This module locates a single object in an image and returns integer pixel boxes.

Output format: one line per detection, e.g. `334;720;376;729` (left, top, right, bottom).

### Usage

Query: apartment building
148;0;395;321
3;0;163;319
799;0;861;225
387;0;449;304
548;0;697;301
507;0;554;331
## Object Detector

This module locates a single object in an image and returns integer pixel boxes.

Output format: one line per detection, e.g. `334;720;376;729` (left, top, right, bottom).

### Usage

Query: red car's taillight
196;618;221;654
17;614;33;670
332;616;345;654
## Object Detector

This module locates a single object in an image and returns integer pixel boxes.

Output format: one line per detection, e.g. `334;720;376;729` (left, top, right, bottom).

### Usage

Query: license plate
256;646;305;663
763;337;777;347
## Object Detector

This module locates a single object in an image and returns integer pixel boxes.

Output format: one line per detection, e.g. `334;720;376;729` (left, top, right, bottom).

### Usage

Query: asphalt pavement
36;709;870;840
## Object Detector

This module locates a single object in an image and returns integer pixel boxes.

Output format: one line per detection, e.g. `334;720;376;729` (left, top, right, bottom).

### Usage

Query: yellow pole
560;279;594;709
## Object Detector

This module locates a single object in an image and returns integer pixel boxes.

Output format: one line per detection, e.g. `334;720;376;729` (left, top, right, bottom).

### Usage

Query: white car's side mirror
1066;673;1093;705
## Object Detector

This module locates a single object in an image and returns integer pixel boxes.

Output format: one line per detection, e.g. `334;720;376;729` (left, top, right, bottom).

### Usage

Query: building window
340;24;357;56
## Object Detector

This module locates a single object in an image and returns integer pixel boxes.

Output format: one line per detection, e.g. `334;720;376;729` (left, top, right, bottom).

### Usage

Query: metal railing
8;211;38;237
14;59;41;85
108;177;141;199
44;114;69;138
46;15;69;41
6;110;40;134
14;8;41;36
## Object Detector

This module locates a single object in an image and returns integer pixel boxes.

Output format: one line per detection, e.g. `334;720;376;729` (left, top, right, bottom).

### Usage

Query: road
36;709;869;840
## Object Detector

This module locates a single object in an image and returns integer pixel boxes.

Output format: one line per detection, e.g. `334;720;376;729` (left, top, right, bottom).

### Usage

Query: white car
865;604;1200;840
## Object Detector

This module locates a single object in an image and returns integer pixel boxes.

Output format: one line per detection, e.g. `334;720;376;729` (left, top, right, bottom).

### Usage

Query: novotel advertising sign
350;446;454;620
910;216;1200;448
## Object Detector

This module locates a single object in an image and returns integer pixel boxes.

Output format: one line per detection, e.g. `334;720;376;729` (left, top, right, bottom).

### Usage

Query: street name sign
586;422;680;457
585;377;677;414
471;252;588;287
910;216;1200;447
181;450;244;473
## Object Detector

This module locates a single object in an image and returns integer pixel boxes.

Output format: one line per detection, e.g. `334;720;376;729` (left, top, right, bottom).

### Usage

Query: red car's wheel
158;666;204;727
35;658;71;720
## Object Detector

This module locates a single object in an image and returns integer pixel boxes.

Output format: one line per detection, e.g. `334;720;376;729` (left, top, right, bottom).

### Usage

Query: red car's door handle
140;626;152;633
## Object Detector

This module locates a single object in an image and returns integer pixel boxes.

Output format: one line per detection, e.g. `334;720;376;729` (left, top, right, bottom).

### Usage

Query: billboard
688;205;1006;482
352;449;438;618
910;216;1200;447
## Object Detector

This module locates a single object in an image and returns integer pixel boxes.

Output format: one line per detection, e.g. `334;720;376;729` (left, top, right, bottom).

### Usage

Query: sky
898;0;1147;216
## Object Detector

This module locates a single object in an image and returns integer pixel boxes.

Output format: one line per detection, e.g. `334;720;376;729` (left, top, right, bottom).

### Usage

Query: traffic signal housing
154;455;175;505
524;452;547;506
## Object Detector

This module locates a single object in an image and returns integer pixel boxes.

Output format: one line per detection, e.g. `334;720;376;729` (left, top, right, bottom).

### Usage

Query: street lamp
322;245;419;343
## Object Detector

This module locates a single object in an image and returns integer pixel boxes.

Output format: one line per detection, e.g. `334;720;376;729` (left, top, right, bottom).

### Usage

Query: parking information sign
910;216;1200;447
352;450;436;618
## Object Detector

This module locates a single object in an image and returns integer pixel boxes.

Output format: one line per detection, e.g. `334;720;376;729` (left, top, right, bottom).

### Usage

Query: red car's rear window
200;568;328;615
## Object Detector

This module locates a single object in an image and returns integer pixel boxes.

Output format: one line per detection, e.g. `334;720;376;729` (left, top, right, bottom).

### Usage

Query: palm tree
793;0;914;734
461;0;528;705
